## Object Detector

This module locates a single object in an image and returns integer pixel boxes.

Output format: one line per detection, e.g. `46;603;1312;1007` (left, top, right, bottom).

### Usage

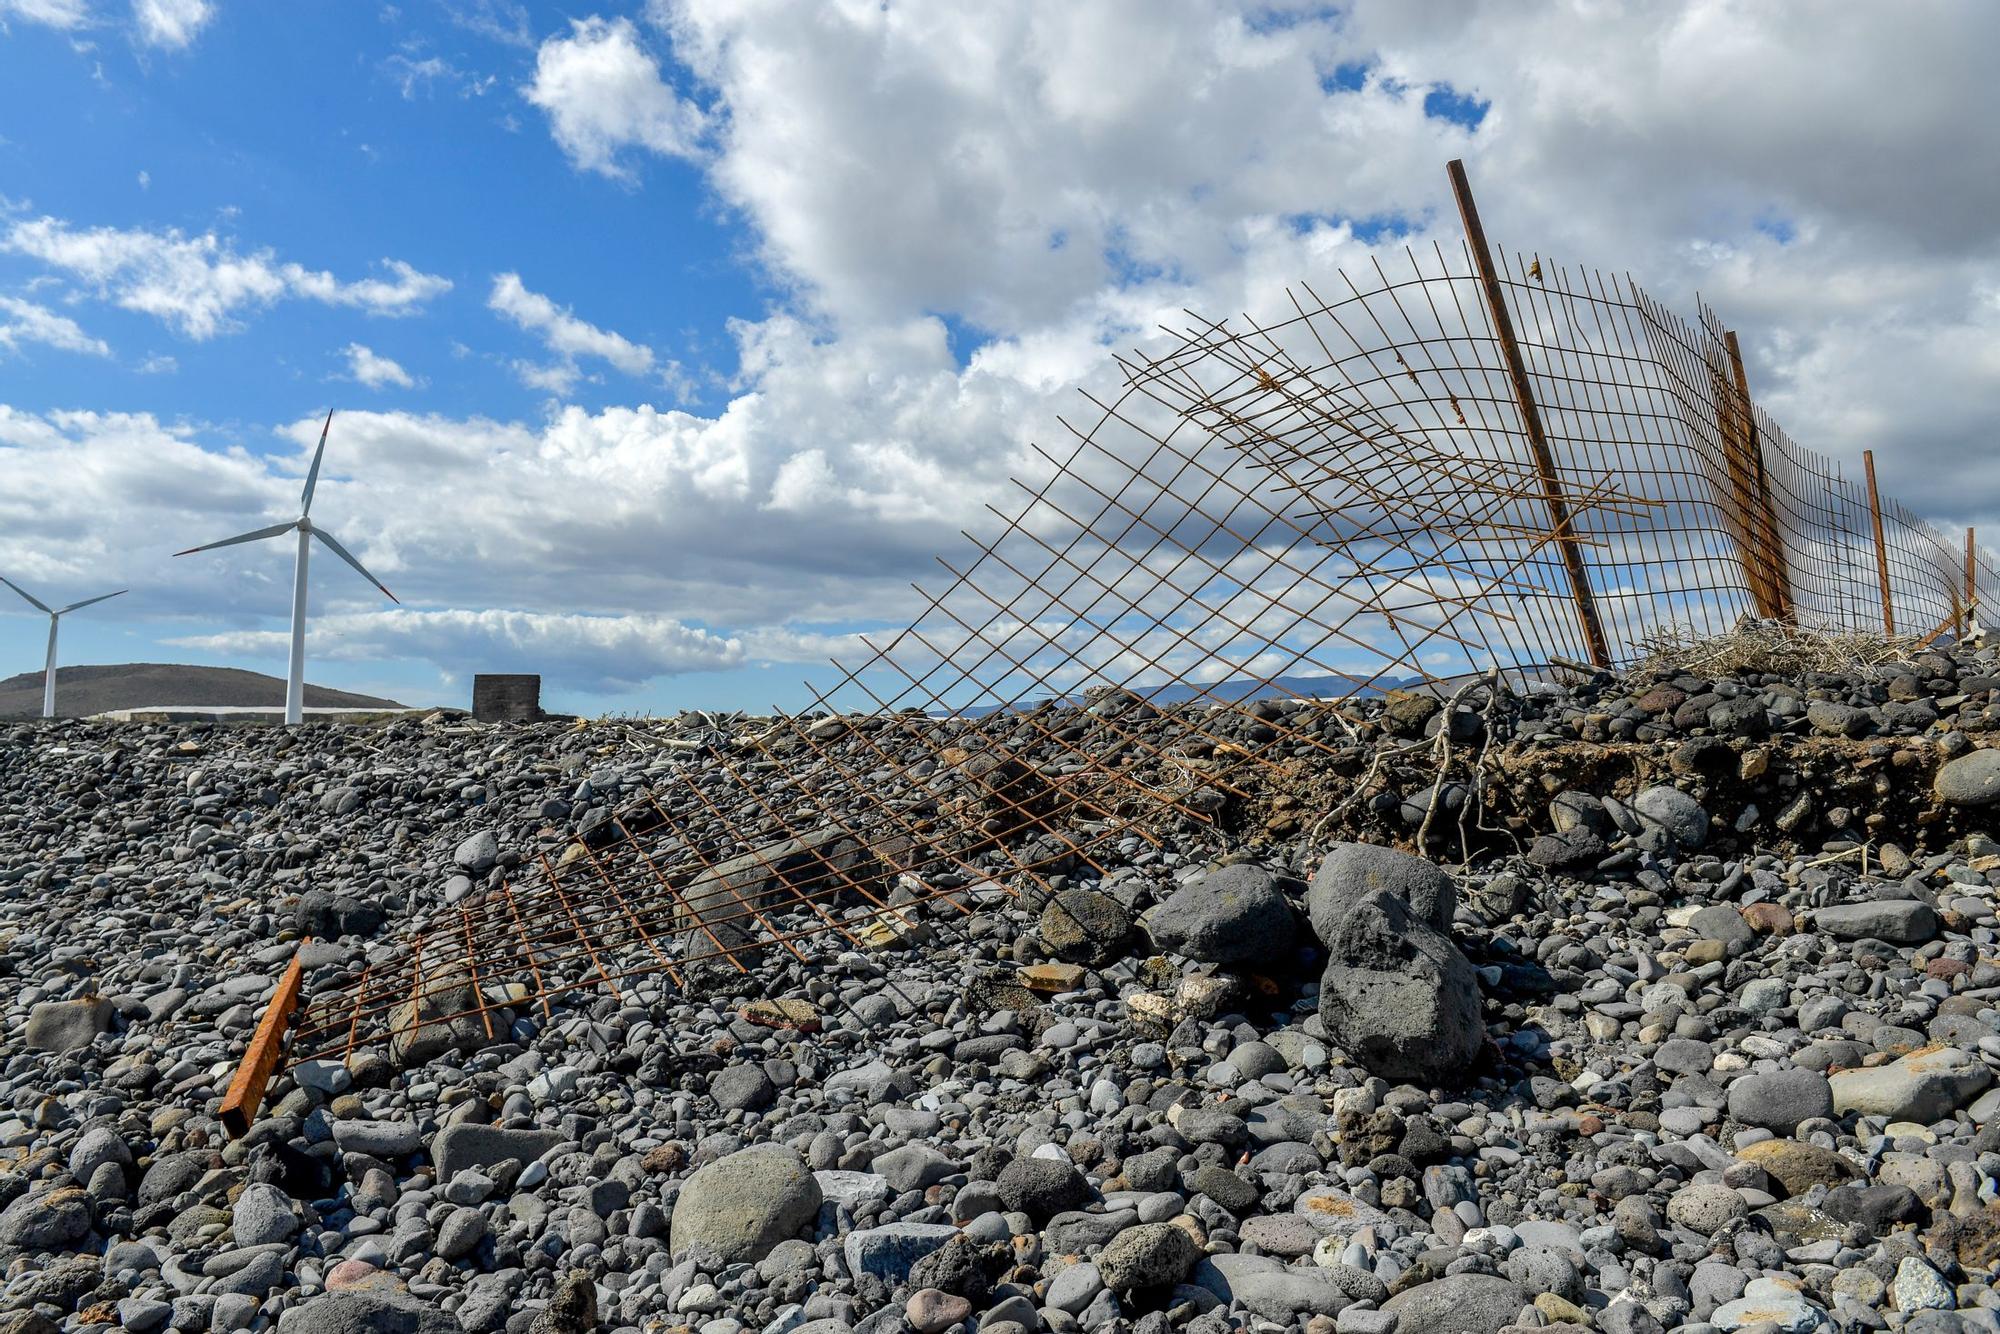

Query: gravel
3;644;2000;1334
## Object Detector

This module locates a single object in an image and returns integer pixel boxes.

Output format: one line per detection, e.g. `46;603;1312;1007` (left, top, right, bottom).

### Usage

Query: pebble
2;650;1999;1334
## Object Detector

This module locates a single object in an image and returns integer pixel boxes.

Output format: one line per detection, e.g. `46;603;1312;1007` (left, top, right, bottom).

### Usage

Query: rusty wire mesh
289;238;1997;1066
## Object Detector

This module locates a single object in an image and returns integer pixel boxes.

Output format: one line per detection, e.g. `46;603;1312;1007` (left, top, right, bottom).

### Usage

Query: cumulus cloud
0;309;1046;657
0;216;452;339
166;608;743;692
524;16;704;179
131;0;212;48
0;295;110;358
342;343;417;390
638;0;2000;526
11;2;2000;704
488;271;655;388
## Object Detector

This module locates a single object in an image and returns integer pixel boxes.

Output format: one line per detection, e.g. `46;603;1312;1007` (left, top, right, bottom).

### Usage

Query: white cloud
488;271;655;388
638;0;2000;529
508;358;578;395
166;608;743;692
441;0;532;50
0;0;90;30
132;0;212;48
0;309;1048;688
384;53;449;99
0;216;451;339
524;16;704;179
383;51;497;100
342;342;417;390
11;3;2000;703
0;295;111;357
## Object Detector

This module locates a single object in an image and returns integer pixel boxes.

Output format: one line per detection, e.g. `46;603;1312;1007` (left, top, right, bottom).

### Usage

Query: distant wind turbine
0;577;128;719
175;410;398;726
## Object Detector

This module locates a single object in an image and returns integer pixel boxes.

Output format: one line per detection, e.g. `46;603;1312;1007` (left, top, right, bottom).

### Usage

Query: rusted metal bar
1723;331;1792;619
497;875;556;1020
538;851;624;999
1863;449;1895;634
1968;527;1979;633
460;911;496;1041
221;948;307;1138
1447;159;1610;667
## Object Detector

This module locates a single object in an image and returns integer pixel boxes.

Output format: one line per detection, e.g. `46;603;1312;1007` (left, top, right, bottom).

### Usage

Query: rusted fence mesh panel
285;207;1995;1073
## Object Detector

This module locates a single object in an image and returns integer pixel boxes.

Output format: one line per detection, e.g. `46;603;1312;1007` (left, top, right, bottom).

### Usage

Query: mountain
0;663;405;720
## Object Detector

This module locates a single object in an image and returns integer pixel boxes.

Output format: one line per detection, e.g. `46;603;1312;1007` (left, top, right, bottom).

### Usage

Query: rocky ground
3;643;2000;1334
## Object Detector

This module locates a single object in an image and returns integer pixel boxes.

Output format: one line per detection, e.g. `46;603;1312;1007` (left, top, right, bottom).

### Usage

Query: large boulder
1727;1069;1834;1134
1145;864;1295;967
844;1223;960;1284
1814;899;1938;944
1381;1274;1530;1334
1734;1139;1861;1197
1307;842;1456;943
431;1125;563;1182
1632;785;1708;847
452;831;499;874
1935;749;2000;806
667;1146;822;1264
1316;890;1483;1085
678;828;885;927
0;1185;93;1250
1097;1222;1201;1291
1831;1047;1992;1122
295;890;386;940
24;998;112;1053
996;1156;1092;1222
276;1291;462;1334
1038;890;1133;964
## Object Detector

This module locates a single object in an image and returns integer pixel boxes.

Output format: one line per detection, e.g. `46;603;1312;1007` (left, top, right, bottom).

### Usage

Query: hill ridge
0;662;405;719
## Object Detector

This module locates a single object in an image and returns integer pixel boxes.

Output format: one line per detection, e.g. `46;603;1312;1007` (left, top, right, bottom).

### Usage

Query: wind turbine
0;578;127;718
175;410;397;726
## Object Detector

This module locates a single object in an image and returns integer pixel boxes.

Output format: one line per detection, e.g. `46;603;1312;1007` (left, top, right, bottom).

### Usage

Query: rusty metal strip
1448;158;1609;667
221;948;307;1138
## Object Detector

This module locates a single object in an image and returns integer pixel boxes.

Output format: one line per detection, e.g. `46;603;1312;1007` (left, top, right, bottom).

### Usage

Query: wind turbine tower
0;578;128;718
175;411;398;725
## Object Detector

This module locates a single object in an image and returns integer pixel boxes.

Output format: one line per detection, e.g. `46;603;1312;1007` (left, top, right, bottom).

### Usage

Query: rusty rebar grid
272;171;2000;1086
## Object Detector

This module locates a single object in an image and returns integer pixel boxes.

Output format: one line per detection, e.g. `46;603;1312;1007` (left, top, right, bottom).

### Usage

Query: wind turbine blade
301;409;333;517
311;526;399;603
57;589;129;615
173;521;297;557
0;576;52;614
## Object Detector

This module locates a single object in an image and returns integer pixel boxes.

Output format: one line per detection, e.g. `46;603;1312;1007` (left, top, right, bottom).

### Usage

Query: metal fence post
1969;527;1980;634
1723;331;1793;621
1447;159;1611;668
1862;449;1895;634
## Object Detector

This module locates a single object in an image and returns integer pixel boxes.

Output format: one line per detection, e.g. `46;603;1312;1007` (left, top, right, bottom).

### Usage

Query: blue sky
2;2;1996;715
0;3;751;423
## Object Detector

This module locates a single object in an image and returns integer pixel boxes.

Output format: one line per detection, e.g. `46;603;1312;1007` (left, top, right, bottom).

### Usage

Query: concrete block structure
472;674;542;723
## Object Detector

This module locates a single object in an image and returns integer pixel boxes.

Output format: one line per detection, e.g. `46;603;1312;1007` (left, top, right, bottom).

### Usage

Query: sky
1;0;1997;716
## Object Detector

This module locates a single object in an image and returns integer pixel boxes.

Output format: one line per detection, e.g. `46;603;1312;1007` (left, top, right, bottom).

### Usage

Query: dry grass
1633;617;1929;679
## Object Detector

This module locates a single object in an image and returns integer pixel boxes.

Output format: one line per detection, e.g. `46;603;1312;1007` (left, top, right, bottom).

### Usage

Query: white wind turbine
0;577;128;718
175;410;398;726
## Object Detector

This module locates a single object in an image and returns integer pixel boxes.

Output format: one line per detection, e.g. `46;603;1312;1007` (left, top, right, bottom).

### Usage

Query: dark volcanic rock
1038;889;1134;964
1316;889;1483;1084
1308;840;1457;939
1145;863;1295;966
